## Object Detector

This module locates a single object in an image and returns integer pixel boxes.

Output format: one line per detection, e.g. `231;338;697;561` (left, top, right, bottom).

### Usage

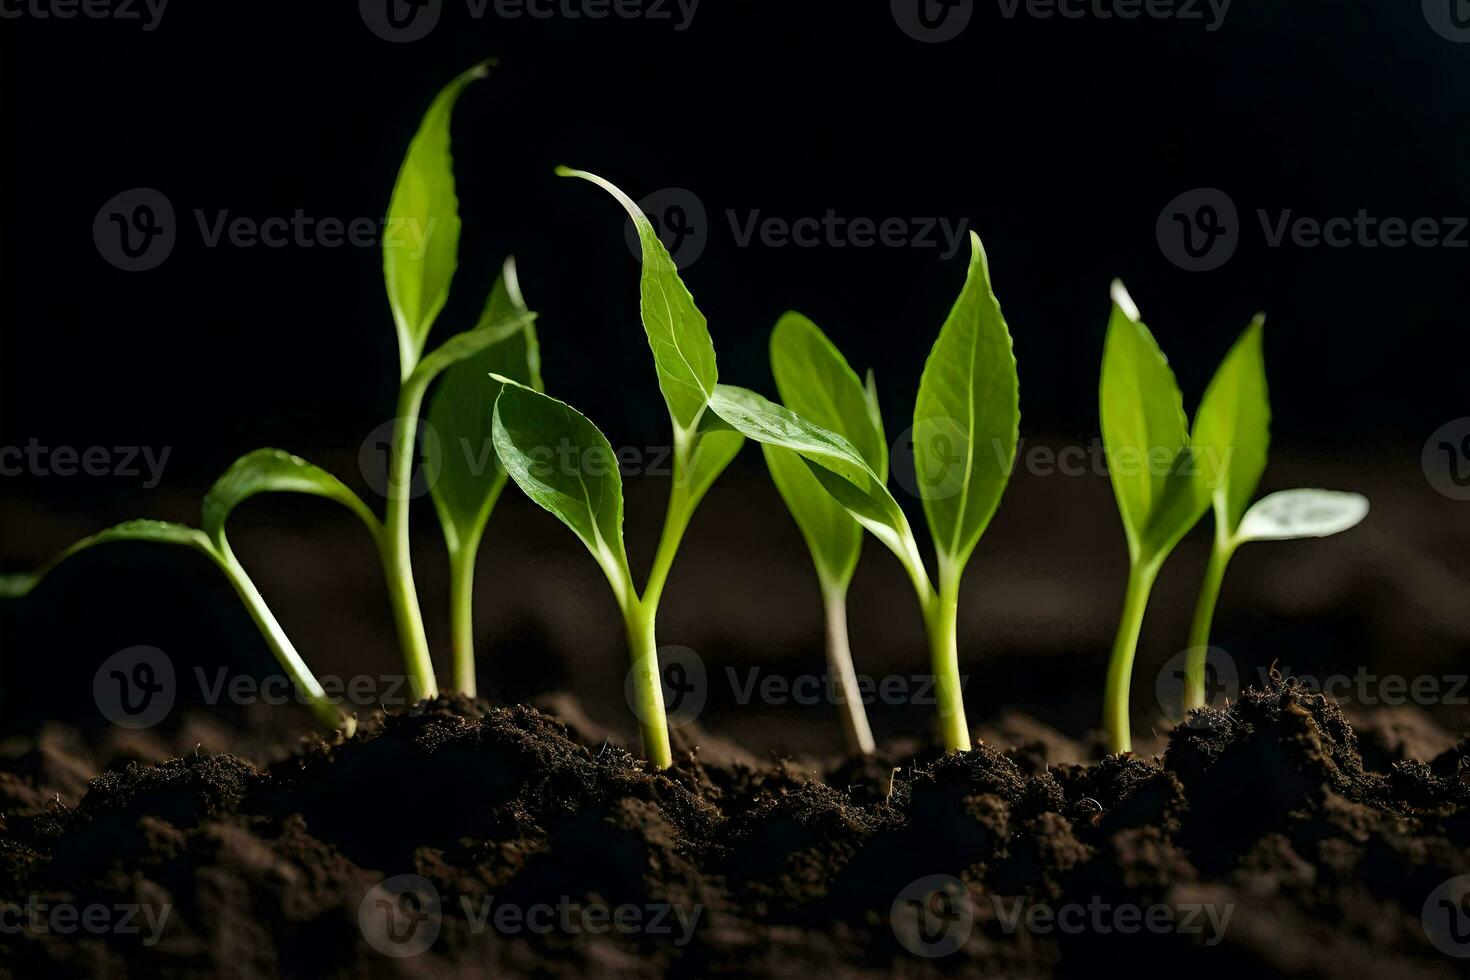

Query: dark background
2;1;1468;752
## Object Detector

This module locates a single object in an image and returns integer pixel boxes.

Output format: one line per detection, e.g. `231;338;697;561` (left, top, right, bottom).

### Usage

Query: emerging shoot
1184;319;1368;711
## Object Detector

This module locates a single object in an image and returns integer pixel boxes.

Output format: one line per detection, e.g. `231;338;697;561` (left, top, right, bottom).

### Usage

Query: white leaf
1236;489;1368;543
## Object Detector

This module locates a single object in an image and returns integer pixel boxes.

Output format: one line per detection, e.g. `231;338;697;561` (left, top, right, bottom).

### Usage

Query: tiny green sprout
764;312;888;754
1098;282;1210;754
1183;319;1368;711
712;233;1020;752
491;168;744;768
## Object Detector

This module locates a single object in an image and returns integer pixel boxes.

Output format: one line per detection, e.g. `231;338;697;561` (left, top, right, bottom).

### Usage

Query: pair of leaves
762;233;1020;596
1191;318;1367;547
1103;287;1366;563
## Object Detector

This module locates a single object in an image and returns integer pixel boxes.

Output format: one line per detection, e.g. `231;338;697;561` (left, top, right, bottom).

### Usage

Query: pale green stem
383;383;438;701
923;561;970;752
448;537;481;696
624;599;672;768
1103;558;1161;754
1183;535;1235;712
213;542;354;735
821;580;876;755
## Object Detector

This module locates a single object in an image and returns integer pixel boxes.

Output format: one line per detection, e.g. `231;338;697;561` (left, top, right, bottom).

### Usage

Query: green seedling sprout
713;234;1020;752
491;169;745;768
1098;283;1210;754
763;312;888;754
1183;319;1368;711
2;65;539;721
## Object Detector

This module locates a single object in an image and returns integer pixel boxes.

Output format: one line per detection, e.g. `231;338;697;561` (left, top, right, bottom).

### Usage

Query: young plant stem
213;543;354;735
820;580;876;755
923;562;970;752
384;385;438;700
624;599;673;768
1183;534;1234;712
1103;557;1161;754
448;538;481;696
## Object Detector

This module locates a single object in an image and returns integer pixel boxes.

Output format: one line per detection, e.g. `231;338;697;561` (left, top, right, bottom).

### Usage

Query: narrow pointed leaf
201;449;382;549
1192;317;1270;533
763;443;863;589
0;520;214;598
1236;489;1369;543
491;383;633;595
384;63;489;379
427;258;543;552
683;425;745;507
556;167;718;433
913;232;1020;567
771;311;888;476
1100;282;1208;559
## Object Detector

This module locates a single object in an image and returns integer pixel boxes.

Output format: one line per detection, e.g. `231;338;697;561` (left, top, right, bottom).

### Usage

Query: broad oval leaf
1099;281;1208;560
1236;489;1369;543
427;257;543;553
1192;317;1270;534
556;167;718;433
385;62;489;380
913;232;1020;568
491;383;633;600
0;520;213;598
201;449;382;550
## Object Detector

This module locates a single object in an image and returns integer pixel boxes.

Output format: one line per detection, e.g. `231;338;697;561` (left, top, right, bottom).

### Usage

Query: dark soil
0;680;1467;978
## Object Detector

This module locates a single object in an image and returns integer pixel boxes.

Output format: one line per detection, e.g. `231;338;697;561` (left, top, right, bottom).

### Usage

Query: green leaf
555;167;718;433
491;383;634;601
766;311;886;590
1099;282;1209;561
427;257;544;553
682;425;745;508
384;62;489;380
763;443;863;589
708;384;913;549
201;449;382;550
1192;316;1270;534
1235;489;1369;543
912;232;1020;569
770;311;887;476
0;520;214;598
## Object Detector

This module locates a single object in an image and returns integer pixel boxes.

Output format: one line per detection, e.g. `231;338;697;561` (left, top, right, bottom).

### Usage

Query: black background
2;1;1468;745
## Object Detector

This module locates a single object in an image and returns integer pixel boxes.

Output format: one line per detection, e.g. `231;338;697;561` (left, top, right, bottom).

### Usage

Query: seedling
762;312;888;754
492;168;746;769
1;65;538;721
713;233;1020;752
1183;319;1367;710
1098;283;1210;754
